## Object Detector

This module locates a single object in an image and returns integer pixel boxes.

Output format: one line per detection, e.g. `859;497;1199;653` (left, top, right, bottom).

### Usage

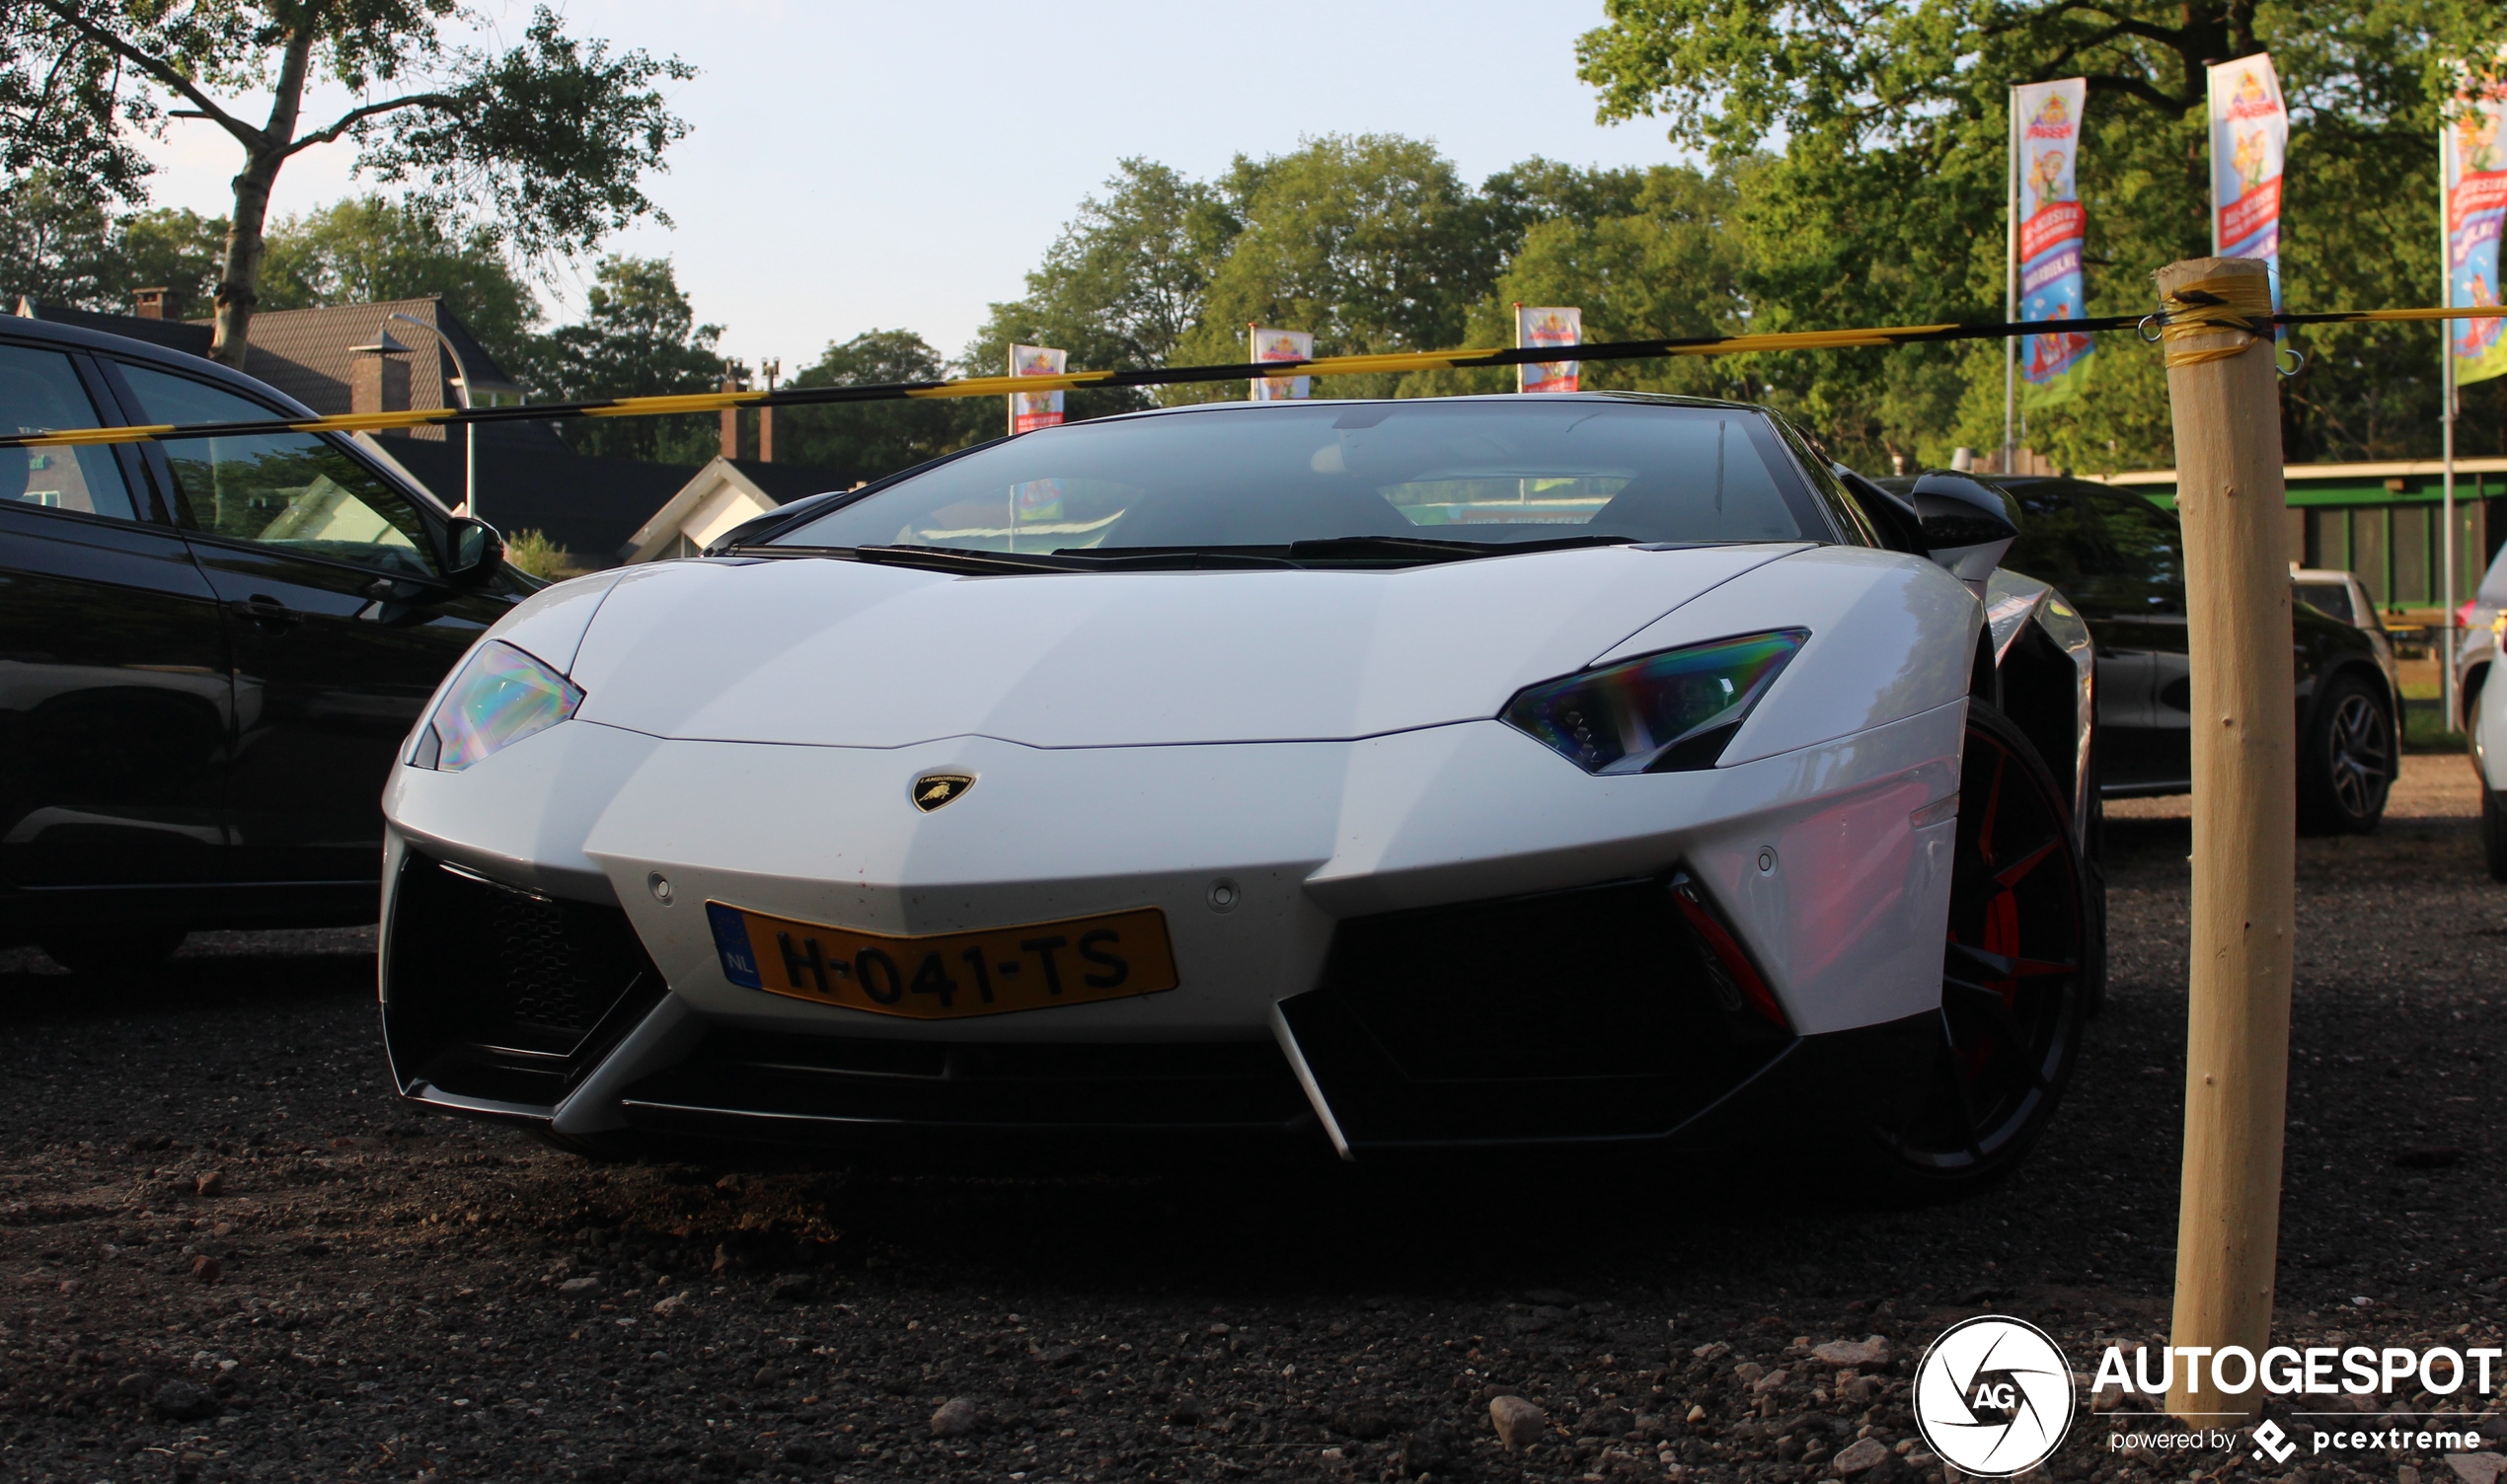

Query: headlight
407;640;584;771
1501;630;1807;774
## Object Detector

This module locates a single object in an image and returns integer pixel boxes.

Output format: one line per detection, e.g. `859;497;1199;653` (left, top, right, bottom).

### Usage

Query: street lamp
387;312;479;524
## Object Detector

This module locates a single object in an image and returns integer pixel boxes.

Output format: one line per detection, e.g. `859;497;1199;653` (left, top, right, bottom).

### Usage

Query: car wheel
2297;673;2393;836
2484;781;2507;883
1862;700;2089;1199
38;925;189;980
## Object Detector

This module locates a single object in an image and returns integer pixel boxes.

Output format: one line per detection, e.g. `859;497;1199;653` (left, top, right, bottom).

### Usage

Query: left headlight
407;639;584;772
1501;629;1808;775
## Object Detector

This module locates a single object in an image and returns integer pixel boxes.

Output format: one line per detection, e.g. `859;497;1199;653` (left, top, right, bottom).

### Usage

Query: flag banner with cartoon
1012;478;1066;529
1249;327;1314;401
1009;343;1067;433
2013;78;2092;409
1515;306;1582;393
2448;60;2507;388
2209;55;2287;317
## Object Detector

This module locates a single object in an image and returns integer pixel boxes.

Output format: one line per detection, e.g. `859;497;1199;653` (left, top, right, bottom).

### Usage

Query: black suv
1984;474;2399;833
0;315;526;972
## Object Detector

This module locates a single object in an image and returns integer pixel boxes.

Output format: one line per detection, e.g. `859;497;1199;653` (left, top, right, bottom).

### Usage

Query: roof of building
14;298;214;356
2090;459;2507;506
14;292;556;449
616;456;857;564
231;296;523;411
724;458;856;504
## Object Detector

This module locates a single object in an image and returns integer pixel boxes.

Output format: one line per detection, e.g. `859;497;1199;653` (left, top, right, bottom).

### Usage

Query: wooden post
2158;255;2297;1428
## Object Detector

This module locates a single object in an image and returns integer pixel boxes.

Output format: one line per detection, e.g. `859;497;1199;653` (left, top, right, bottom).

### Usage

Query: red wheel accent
1877;704;2089;1182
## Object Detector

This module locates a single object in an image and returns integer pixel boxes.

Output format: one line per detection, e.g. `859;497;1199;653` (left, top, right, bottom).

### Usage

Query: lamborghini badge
911;774;975;812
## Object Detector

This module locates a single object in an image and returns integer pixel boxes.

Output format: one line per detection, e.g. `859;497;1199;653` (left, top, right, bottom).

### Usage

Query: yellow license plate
704;901;1178;1019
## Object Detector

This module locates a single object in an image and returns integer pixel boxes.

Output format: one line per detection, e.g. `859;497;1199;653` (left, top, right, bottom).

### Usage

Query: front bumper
380;704;1961;1155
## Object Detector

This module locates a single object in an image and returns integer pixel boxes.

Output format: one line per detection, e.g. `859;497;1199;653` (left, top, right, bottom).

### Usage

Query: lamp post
387;312;478;524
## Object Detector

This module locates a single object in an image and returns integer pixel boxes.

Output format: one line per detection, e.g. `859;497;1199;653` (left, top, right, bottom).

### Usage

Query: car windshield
765;400;1825;558
2294;581;2355;624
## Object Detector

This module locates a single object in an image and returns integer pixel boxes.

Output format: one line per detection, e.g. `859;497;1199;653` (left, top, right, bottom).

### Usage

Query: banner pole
2004;84;2018;477
1514;301;1525;395
2443;122;2460;731
2158;255;2297;1431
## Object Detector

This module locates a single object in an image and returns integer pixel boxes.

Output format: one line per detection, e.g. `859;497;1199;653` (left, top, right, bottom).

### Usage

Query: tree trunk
207;20;319;368
210;154;282;368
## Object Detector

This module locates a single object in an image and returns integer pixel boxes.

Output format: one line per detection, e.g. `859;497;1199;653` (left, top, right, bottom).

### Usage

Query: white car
379;395;2097;1195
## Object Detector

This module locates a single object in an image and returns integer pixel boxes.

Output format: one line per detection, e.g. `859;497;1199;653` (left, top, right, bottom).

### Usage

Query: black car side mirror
444;517;506;586
1907;473;2020;598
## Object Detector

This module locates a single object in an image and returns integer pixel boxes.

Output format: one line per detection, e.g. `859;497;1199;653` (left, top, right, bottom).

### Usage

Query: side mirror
1907;473;2019;598
444;516;506;586
1832;464;1925;555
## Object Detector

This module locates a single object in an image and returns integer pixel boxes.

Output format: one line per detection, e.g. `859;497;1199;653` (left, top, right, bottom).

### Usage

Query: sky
131;1;1691;372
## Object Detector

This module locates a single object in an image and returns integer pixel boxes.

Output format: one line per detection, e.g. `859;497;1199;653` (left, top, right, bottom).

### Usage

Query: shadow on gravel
0;942;374;1027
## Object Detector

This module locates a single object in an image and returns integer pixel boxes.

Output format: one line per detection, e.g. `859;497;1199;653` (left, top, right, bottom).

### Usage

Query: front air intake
1275;873;1792;1149
383;852;667;1117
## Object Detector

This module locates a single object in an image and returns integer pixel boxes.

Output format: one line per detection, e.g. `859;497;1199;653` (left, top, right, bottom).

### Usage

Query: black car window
768;401;1823;553
118;363;438;578
2004;480;2182;588
0;344;138;522
2294;581;2356;624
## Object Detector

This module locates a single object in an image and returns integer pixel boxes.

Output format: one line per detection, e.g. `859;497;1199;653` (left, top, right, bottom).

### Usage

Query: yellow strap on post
2161;274;2276;368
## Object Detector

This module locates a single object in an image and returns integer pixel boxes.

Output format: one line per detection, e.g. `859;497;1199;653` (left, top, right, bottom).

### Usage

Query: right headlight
1501;630;1808;774
407;639;584;771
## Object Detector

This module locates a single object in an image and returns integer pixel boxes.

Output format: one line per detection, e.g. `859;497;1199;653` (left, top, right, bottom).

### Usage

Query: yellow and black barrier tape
6;304;2506;451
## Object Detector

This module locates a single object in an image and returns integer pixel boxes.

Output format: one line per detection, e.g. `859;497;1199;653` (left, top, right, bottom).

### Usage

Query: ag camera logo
1915;1316;2077;1476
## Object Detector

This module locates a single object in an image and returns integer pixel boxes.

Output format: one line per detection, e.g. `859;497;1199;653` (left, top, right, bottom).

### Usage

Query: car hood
562;544;1807;748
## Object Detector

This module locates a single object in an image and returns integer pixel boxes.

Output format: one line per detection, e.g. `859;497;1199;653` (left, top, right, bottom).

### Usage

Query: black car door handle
229;594;304;632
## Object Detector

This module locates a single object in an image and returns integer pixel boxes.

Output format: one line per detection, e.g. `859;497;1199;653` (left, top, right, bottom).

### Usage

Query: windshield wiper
1046;547;1301;570
760;535;1634;576
843;544;1304;574
1283;533;1637;564
844;544;1095;574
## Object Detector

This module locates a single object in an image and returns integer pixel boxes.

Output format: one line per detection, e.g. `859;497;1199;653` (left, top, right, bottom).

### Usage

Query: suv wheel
2297;673;2393;836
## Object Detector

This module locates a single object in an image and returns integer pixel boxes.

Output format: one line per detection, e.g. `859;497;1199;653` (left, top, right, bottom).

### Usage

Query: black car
1929;473;2398;834
0;315;525;973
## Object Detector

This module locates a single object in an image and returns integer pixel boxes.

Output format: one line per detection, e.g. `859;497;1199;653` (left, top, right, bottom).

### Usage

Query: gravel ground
4;756;2505;1484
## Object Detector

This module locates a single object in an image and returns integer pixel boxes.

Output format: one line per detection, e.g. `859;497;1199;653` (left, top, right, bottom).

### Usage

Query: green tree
1576;0;2507;470
0;172;224;312
523;256;722;465
117;205;229;312
967;159;1237;423
0;2;691;367
773;330;971;481
1478;165;1757;397
1171;134;1510;400
258;194;538;369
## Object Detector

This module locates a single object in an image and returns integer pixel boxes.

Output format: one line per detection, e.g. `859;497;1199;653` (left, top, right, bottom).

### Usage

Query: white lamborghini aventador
379;394;2098;1194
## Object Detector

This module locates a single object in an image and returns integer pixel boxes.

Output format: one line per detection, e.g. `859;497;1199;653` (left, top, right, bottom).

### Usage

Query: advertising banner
2448;63;2507;388
2013;79;2093;409
1515;306;1582;393
1249;327;1314;401
2208;54;2287;310
1009;343;1066;434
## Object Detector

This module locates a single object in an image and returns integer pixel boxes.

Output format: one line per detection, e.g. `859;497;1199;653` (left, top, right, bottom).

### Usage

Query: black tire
2483;782;2507;883
1861;700;2090;1199
38;925;189;980
2297;672;2393;836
